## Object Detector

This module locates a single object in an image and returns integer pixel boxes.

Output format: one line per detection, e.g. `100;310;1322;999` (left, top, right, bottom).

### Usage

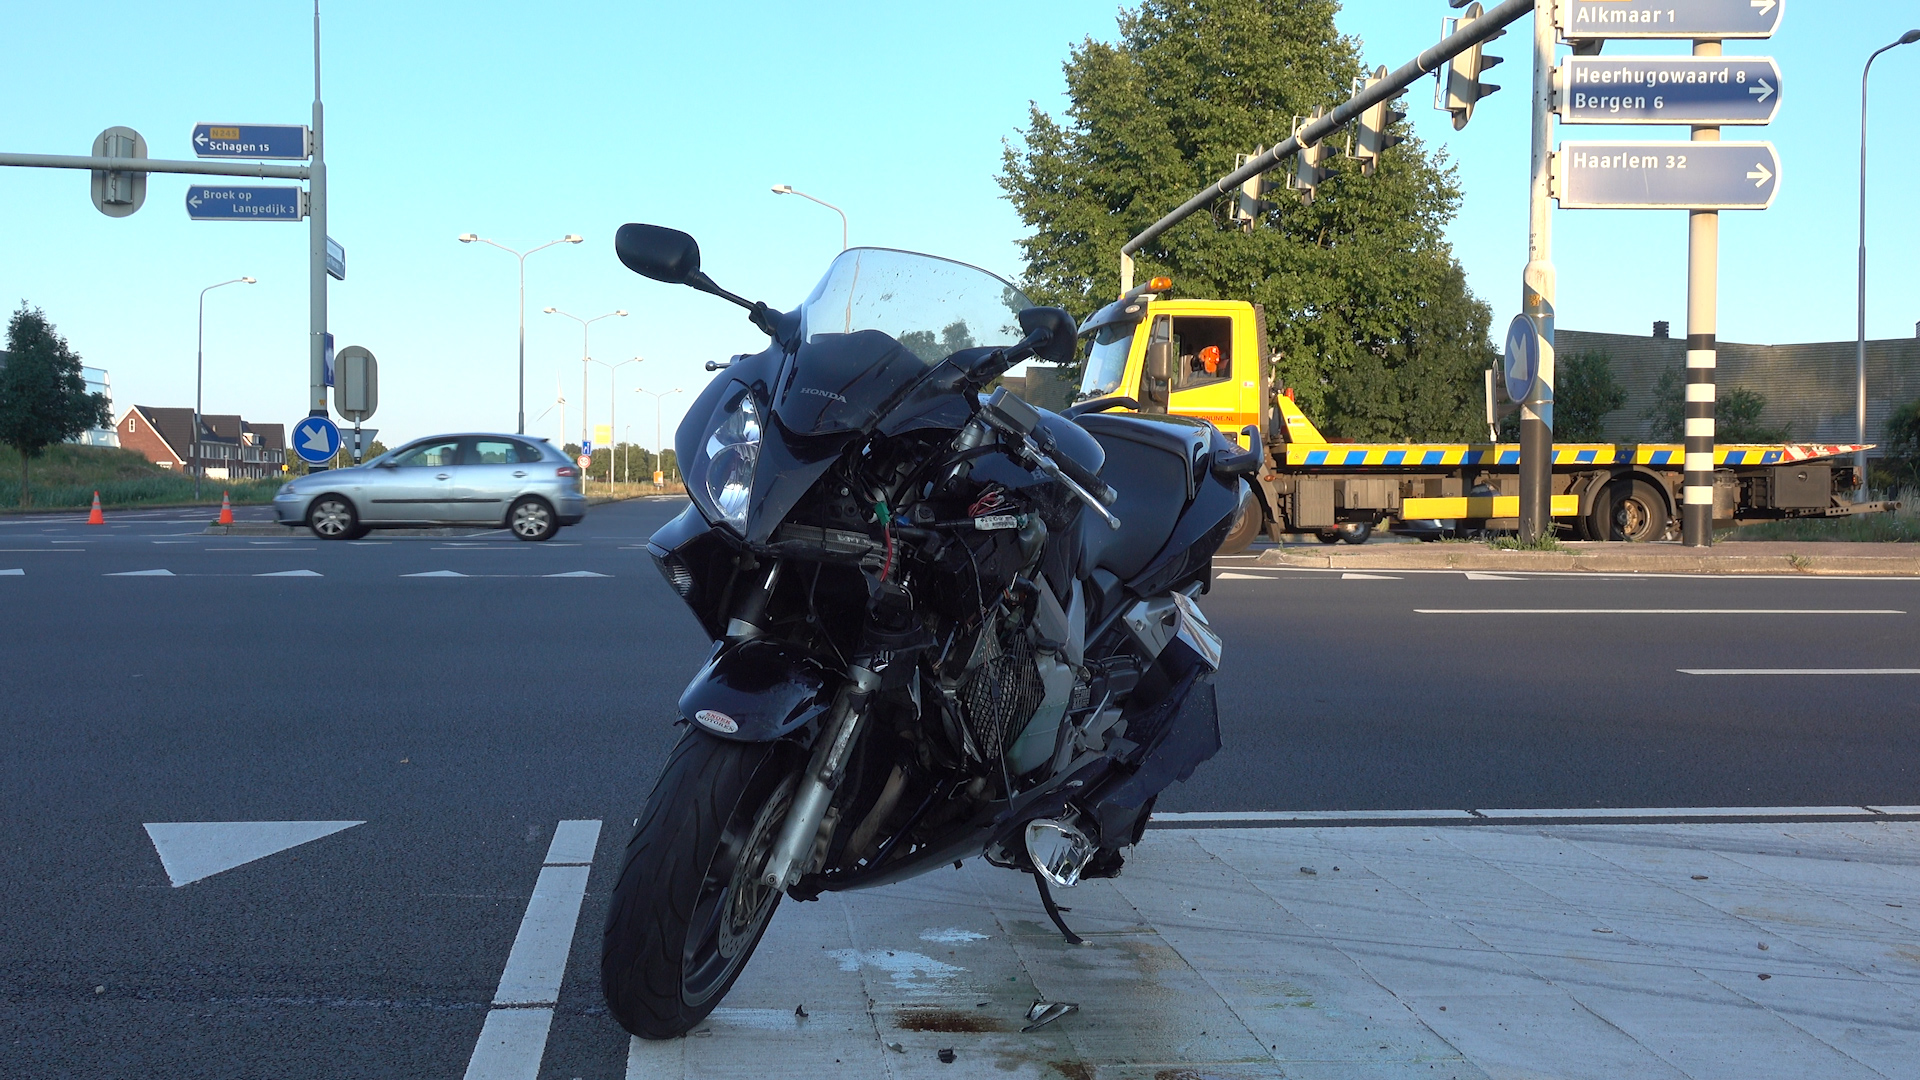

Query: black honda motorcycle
600;223;1257;1039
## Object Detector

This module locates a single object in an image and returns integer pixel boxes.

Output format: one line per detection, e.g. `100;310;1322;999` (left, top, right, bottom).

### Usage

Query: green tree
1878;396;1920;490
1554;351;1627;441
0;304;111;508
1642;369;1790;443
998;0;1497;441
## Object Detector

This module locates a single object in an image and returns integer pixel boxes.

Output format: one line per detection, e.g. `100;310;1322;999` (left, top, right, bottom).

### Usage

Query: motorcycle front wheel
601;731;801;1038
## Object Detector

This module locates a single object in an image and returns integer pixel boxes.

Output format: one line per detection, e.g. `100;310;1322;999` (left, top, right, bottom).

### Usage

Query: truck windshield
1078;323;1135;399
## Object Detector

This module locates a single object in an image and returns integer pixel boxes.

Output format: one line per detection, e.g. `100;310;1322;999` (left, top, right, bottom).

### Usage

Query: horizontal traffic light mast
1117;0;1532;291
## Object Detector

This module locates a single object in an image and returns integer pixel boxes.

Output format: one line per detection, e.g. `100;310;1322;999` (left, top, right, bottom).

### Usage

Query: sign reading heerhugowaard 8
1559;0;1784;40
1554;141;1780;211
1557;56;1782;126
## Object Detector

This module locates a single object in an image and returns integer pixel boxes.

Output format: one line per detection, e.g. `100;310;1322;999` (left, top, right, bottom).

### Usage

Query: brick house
116;406;287;479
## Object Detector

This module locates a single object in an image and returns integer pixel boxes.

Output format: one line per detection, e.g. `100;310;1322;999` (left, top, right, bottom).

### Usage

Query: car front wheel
509;497;558;541
307;495;359;540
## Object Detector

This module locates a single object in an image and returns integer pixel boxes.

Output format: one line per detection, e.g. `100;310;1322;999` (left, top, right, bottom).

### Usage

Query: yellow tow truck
1070;278;1890;552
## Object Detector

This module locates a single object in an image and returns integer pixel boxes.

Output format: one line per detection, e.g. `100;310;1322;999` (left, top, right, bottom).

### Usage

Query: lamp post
589;356;642;493
542;307;627;452
1857;29;1920;496
195;276;256;500
635;386;683;485
771;184;848;250
459;233;582;434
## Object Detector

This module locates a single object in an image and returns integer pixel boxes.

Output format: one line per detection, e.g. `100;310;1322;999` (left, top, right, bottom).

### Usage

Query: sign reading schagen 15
1559;0;1784;40
191;123;310;160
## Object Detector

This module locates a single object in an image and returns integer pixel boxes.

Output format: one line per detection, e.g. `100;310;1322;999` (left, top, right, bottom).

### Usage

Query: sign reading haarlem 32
1559;0;1784;40
1558;56;1781;125
1555;141;1780;210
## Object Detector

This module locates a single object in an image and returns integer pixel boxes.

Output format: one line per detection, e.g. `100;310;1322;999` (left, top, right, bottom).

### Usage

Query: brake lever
1019;438;1122;531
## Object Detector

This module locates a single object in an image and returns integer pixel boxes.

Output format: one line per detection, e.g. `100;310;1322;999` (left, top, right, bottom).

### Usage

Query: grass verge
0;444;281;512
1724;490;1918;543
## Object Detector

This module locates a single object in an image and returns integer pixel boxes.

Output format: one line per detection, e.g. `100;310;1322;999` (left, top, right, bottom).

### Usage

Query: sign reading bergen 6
1558;56;1781;126
1560;0;1784;40
1555;141;1779;211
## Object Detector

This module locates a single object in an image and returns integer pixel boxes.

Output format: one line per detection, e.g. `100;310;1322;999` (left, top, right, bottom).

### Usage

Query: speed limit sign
576;454;591;470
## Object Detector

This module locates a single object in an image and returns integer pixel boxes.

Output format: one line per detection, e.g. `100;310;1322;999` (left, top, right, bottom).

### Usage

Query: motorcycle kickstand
1029;870;1086;946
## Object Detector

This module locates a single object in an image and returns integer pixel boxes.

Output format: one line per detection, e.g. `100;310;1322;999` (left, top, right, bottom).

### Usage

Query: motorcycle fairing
677;639;844;743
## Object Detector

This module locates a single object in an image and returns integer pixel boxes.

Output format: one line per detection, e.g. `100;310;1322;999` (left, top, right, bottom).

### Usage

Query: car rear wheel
509;496;558;541
307;495;358;540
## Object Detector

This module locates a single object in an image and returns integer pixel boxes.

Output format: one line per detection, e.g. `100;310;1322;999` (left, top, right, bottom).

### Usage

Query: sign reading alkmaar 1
1554;141;1779;211
1560;0;1783;40
1558;56;1781;125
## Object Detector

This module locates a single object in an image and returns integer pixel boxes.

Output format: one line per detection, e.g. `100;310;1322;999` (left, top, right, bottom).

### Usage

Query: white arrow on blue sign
1554;141;1780;210
292;416;342;465
1502;315;1541;404
1558;56;1782;126
185;185;304;221
191;123;310;160
1560;0;1783;40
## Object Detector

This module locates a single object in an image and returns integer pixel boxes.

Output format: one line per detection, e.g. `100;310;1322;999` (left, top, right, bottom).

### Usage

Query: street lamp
459;232;583;434
589;356;642;493
1856;29;1920;495
195;276;256;500
541;307;627;451
771;184;848;250
635;386;683;485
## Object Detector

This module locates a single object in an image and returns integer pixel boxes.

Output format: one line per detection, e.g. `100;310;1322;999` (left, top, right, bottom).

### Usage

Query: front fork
760;661;881;889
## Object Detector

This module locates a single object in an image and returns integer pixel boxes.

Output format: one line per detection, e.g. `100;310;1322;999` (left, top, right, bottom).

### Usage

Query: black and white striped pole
1682;38;1721;547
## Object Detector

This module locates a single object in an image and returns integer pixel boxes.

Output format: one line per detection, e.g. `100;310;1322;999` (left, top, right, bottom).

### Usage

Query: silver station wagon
273;433;588;541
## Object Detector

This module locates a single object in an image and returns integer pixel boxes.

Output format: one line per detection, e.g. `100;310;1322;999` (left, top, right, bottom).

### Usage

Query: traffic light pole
1682;39;1721;547
309;1;330;431
1517;0;1555;543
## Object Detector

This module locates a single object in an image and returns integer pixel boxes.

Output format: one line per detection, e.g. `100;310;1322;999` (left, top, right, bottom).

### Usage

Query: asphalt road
2;497;1916;1078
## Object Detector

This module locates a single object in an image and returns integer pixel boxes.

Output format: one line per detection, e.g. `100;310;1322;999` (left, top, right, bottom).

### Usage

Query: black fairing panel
647;505;739;639
678;639;843;742
774;330;933;436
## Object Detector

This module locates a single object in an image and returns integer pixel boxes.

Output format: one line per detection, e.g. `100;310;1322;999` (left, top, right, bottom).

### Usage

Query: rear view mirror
615;224;702;285
1017;307;1078;366
1145;337;1172;382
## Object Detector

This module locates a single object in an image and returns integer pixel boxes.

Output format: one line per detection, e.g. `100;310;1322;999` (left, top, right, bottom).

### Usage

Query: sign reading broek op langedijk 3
1555;141;1780;210
1560;0;1784;40
1558;56;1781;125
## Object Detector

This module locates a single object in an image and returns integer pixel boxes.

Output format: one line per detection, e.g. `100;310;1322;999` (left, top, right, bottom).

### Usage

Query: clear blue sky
3;2;1916;449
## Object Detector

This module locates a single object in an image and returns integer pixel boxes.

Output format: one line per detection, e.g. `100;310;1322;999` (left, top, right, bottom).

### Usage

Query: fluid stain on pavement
824;948;965;994
894;1007;1003;1033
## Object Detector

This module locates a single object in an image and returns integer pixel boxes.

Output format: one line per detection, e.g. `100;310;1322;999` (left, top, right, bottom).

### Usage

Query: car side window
392;439;461;467
472;439;520;464
513;441;547;464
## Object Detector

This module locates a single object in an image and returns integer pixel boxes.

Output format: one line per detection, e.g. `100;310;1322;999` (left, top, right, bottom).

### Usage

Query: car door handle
436;473;451;480
512;471;527;478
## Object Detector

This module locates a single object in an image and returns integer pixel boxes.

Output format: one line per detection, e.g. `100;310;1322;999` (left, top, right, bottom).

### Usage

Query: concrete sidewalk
1255;540;1920;576
622;819;1920;1079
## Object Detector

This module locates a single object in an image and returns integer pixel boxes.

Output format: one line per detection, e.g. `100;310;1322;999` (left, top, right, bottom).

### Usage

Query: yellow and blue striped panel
1633;445;1794;467
1283;444;1619;468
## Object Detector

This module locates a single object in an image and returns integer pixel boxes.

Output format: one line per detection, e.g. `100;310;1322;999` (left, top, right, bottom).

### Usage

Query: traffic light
1436;1;1502;130
1352;67;1406;177
1288;110;1331;205
1230;149;1269;230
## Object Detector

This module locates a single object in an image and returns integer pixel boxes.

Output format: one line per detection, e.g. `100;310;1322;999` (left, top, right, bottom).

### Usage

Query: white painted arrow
145;820;362;887
194;131;209;147
1749;78;1775;104
1747;161;1774;187
187;195;202;209
299;424;333;453
1750;0;1776;15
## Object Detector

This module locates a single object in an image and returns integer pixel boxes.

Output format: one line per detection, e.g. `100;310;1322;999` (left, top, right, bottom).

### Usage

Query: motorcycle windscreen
772;330;937;437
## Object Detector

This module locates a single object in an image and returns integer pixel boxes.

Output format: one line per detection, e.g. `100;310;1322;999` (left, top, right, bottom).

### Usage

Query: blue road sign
185;185;303;221
1560;0;1783;40
292;416;342;465
1554;141;1779;210
191;123;309;160
1503;315;1540;404
1559;56;1781;126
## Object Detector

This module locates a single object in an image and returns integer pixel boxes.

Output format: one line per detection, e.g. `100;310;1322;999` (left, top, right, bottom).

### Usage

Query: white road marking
1415;608;1903;615
1341;572;1400;580
151;540;197;544
0;569;20;576
1149;806;1914;827
106;569;174;577
143;820;363;887
1869;805;1920;814
255;570;323;578
462;820;601;1080
1215;572;1271;580
545;571;611;578
50;540;93;544
1245;565;1920;581
0;549;82;553
1679;668;1920;676
1463;571;1524;580
1157;810;1477;823
404;570;468;578
1473;806;1873;820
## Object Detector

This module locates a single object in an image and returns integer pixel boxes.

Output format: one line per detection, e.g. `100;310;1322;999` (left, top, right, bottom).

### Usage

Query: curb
203;523;497;538
1253;545;1920;576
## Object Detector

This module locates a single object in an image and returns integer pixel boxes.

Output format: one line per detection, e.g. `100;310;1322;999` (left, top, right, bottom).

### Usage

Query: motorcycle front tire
601;730;801;1039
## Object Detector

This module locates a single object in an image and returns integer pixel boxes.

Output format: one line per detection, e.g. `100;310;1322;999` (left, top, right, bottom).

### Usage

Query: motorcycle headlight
703;385;761;534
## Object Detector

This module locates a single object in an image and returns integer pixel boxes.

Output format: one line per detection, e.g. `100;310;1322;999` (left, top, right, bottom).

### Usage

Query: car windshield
798;247;1032;365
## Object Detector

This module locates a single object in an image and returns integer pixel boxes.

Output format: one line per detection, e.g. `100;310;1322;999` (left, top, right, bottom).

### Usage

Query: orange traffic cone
87;492;105;525
218;490;234;526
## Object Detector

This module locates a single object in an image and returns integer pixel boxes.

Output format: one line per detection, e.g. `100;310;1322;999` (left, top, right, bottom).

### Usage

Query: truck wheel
1606;478;1670;542
1314;529;1341;544
1338;522;1373;545
1216;482;1263;555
